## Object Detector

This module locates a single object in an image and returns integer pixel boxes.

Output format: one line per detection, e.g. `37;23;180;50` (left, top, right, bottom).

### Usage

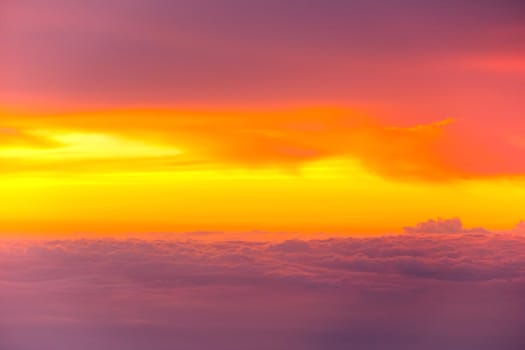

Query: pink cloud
403;217;491;234
465;56;525;75
0;233;524;349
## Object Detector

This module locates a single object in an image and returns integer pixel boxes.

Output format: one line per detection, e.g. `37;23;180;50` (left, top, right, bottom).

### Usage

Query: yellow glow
1;156;524;238
1;109;524;239
0;129;183;160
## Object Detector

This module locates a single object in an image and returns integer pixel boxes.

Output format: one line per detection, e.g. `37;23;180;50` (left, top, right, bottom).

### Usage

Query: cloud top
0;233;524;349
404;217;465;234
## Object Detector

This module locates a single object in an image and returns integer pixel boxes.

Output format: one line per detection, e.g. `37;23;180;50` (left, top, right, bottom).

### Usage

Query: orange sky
1;107;524;238
1;0;524;238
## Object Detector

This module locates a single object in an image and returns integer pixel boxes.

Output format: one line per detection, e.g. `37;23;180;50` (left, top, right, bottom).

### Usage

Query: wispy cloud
4;108;525;180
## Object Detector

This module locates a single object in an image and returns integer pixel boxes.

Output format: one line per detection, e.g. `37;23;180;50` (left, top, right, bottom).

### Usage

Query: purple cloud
0;233;524;349
403;217;492;234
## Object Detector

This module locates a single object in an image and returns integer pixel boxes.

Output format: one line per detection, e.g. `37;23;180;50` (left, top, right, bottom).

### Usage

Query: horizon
1;1;524;349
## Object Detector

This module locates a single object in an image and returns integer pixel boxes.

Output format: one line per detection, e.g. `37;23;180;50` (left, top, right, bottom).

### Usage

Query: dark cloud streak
1;0;523;115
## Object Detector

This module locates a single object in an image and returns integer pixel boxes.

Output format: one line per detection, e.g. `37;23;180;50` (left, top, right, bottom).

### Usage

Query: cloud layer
1;233;524;349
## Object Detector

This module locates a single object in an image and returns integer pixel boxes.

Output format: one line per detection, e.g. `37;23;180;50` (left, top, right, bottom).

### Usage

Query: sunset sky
2;1;525;350
1;0;524;237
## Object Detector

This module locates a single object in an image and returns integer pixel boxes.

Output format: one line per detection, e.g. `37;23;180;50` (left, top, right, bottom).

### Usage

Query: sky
1;0;525;236
1;1;525;349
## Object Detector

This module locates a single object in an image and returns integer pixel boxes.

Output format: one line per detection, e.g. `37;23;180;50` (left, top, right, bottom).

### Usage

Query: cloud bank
0;233;524;349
